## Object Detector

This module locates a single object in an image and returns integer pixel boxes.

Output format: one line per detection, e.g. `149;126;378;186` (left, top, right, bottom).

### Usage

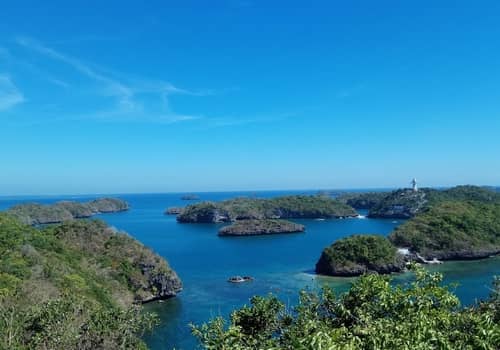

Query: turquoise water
1;191;498;349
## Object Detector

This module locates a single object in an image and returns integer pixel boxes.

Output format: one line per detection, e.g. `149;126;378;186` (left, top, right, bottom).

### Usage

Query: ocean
1;190;498;349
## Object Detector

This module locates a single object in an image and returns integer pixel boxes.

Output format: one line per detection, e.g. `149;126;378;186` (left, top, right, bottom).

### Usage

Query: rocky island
218;219;305;236
5;197;129;225
0;213;181;348
177;195;358;223
315;235;404;276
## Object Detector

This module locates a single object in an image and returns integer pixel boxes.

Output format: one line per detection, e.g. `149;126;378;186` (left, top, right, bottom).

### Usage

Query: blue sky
1;0;499;195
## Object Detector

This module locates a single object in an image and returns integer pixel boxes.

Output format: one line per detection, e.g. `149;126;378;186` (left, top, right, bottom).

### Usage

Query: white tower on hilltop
411;178;418;192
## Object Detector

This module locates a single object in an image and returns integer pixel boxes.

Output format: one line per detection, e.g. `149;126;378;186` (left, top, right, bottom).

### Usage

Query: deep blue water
1;190;499;350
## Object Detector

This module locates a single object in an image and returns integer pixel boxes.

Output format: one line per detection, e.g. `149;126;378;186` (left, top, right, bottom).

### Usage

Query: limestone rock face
138;263;183;303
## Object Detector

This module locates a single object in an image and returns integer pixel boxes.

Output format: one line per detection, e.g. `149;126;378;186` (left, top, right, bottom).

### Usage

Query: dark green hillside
337;191;390;209
389;201;500;260
0;213;181;349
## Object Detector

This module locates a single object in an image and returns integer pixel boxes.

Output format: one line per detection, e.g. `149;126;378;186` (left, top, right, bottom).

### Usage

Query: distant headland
5;197;129;225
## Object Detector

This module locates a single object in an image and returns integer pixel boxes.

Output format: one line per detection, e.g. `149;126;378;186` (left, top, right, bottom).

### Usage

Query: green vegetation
337;192;390;209
6;197;129;225
218;219;305;236
428;185;500;205
192;266;500;349
0;213;181;349
315;235;403;276
178;195;358;223
389;201;500;259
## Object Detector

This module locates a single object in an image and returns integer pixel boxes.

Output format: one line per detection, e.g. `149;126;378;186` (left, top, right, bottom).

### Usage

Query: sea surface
1;190;499;350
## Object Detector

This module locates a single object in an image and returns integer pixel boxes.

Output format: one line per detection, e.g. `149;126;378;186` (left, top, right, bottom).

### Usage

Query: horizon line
1;183;498;198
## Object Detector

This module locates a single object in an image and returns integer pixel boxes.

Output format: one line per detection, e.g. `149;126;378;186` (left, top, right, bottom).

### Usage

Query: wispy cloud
0;75;24;111
14;36;205;123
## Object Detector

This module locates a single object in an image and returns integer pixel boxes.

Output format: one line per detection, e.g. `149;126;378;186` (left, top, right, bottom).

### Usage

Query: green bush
192;266;500;349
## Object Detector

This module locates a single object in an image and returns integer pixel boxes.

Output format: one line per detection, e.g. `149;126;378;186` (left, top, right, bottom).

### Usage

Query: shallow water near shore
1;190;498;350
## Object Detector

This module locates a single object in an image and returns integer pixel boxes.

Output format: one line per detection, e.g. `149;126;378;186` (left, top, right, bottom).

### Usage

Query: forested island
0;213;181;348
315;235;404;276
5;197;129;225
177;195;358;223
219;219;305;236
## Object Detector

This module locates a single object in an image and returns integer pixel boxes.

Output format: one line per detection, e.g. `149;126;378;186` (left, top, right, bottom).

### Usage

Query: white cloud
15;36;205;123
0;75;24;111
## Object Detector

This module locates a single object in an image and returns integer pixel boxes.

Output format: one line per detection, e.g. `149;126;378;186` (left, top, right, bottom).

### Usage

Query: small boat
228;276;253;283
314;218;326;221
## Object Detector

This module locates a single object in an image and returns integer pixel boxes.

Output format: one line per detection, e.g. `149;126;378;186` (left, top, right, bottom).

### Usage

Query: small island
177;195;358;223
181;194;200;200
5;197;129;225
218;219;305;236
315;235;404;276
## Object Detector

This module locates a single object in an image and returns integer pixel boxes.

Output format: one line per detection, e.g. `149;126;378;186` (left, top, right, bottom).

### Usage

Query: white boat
228;276;253;283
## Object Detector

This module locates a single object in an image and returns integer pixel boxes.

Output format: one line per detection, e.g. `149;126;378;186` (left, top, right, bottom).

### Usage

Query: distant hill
177;195;358;223
337;191;391;209
0;214;181;348
5;197;129;225
367;185;500;219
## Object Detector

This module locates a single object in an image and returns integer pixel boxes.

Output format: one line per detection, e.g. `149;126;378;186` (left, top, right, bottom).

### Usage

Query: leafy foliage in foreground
192;266;500;350
0;213;180;349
